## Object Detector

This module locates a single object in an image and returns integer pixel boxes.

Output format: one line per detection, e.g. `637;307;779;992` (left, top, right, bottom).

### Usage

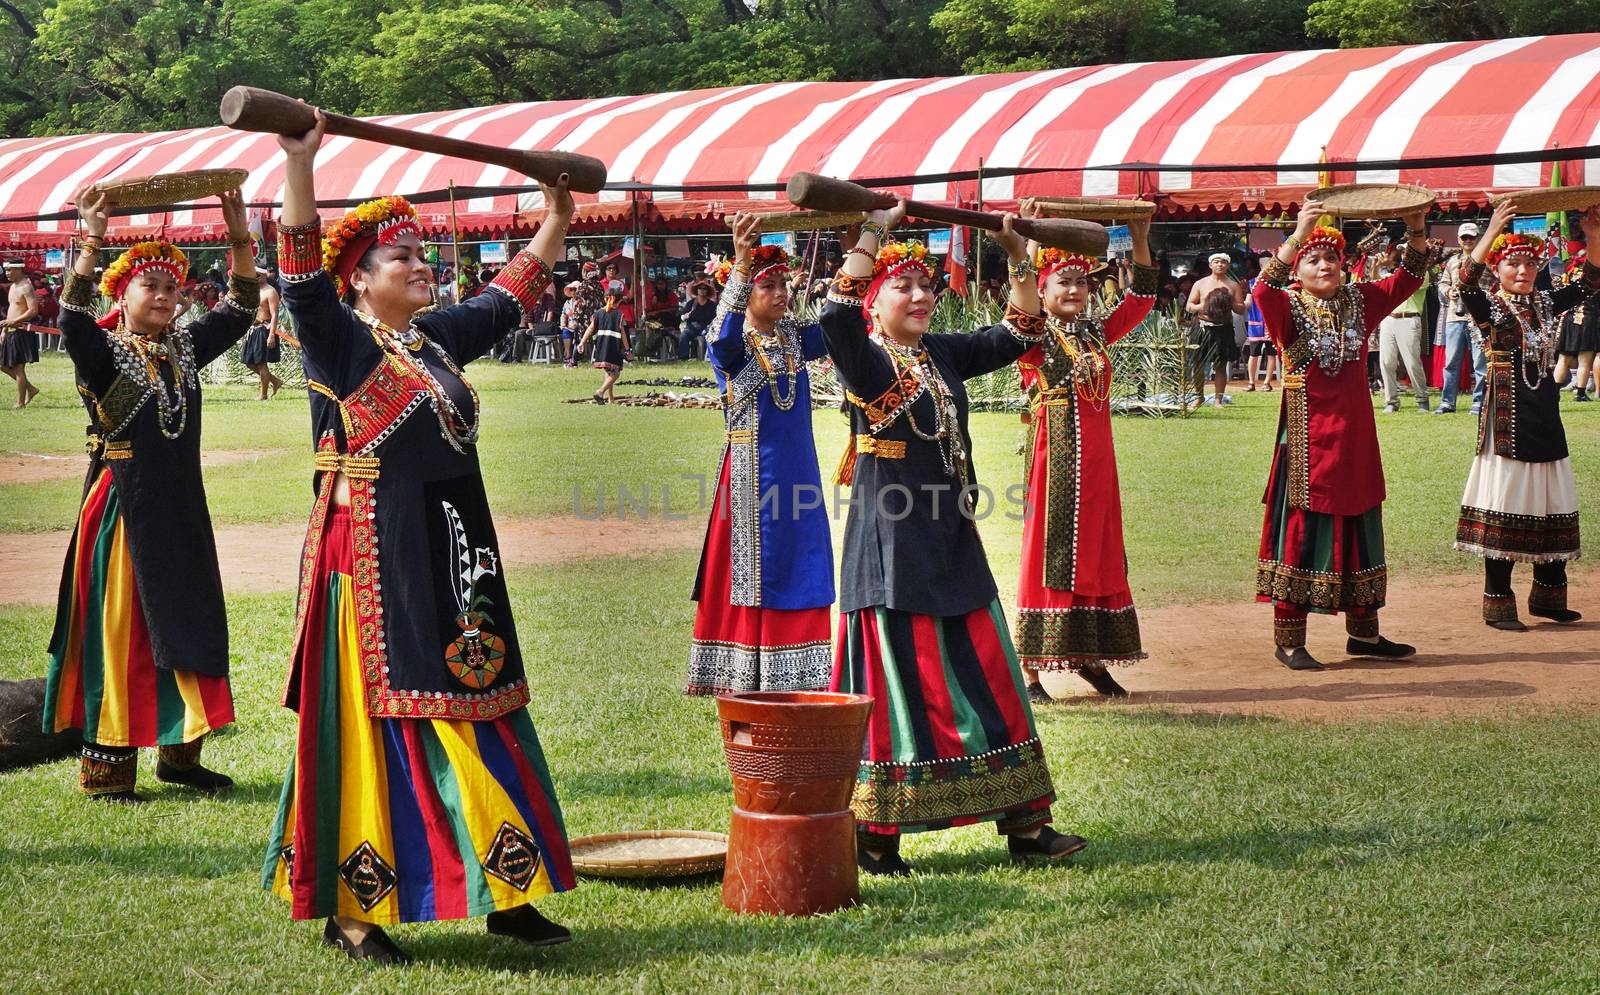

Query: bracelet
1007;256;1036;280
1282;234;1302;253
1404;227;1426;240
860;220;887;241
847;246;875;261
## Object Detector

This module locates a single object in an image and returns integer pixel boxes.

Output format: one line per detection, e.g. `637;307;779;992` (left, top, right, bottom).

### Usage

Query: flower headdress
1487;232;1545;268
322;195;423;297
101;240;188;300
710;243;791;287
1292;226;1346;269
98;240;190;330
862;240;935;320
1033;246;1104;285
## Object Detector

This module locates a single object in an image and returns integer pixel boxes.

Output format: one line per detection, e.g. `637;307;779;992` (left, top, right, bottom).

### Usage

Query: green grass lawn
1;353;1598;992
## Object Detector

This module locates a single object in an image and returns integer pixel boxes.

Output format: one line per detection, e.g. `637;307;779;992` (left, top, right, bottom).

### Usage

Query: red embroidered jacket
1253;252;1423;517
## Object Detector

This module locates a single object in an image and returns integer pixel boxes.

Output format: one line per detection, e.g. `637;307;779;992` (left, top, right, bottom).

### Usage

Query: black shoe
1575;391;1591;402
857;841;912;877
1007;826;1089;861
1530;606;1583;624
487;906;572;947
1346;636;1416;659
1078;666;1129;698
1274;647;1324;671
155;761;234;794
1026;681;1053;705
322;919;411;965
1488;617;1528;631
89;790;144;804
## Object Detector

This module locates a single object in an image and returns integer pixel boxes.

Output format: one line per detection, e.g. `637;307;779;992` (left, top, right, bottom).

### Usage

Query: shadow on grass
1100;810;1548;872
0;839;264;880
558;768;727;799
1121;678;1537;708
401;873;1065;975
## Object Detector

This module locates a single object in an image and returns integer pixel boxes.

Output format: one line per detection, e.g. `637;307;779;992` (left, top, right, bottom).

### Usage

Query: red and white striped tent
3;33;1599;248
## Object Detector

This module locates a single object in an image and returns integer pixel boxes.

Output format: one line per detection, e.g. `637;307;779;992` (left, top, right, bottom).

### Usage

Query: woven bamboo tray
1308;183;1435;219
734;209;866;233
1023;196;1157;220
569;830;728;879
92;169;249;209
1490;186;1600;213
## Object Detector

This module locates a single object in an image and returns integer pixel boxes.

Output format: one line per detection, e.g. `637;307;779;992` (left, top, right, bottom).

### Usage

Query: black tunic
48;271;258;676
281;266;540;722
819;296;1035;617
1460;264;1600;464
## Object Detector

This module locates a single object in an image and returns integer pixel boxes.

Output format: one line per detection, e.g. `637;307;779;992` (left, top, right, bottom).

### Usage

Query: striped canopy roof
2;33;1598;247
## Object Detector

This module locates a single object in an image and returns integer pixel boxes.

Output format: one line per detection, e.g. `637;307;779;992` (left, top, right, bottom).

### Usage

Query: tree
1305;0;1600;47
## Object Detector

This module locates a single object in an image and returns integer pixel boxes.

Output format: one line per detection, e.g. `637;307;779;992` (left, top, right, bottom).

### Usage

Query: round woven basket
1308;183;1435;219
737;210;866;233
569;829;728;879
1490;186;1600;214
93;168;249;209
1024;196;1157;221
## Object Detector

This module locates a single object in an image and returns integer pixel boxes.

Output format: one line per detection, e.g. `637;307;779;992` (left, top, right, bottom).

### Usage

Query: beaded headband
709;243;791;287
323;196;424;297
101;240;188;300
1293;226;1346;268
863;241;935;319
1487;232;1545;267
1034;246;1103;285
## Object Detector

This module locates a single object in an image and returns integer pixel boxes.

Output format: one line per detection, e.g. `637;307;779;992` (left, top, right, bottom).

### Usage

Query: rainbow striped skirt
263;506;575;924
43;468;234;747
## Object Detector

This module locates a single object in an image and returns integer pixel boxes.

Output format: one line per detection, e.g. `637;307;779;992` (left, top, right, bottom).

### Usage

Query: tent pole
974;157;984;294
632;190;643;332
448;182;461;291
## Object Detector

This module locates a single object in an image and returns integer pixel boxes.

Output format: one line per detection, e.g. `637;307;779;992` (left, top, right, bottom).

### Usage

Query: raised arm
273;108;350;373
1103;216;1158;343
188;189;260;366
934;211;1044;379
57;189;116;387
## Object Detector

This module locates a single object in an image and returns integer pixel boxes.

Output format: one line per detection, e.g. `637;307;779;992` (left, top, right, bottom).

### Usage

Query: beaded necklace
112;322;191;441
873;332;967;485
356;311;481;452
743;321;800;411
1494;290;1558;390
1287;287;1365;375
1047;317;1112;411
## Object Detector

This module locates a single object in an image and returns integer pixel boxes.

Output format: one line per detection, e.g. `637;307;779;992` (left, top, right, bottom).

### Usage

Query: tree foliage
3;0;1600;137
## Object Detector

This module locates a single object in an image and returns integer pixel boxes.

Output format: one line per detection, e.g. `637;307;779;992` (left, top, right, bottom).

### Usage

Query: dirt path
3;509;1593;724
0;449;279;485
0;515;704;605
1037;575;1600;723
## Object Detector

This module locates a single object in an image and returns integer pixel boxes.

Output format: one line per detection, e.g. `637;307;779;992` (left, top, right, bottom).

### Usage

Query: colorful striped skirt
43;468;234;747
1255;438;1387;615
686;459;832;696
830;600;1056;837
264;506;575;925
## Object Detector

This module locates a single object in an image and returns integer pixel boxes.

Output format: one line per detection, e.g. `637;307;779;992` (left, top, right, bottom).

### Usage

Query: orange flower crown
1487;232;1545;267
873;240;933;279
1293;226;1346;268
101;240;188;299
710;243;791;286
1034;246;1103;280
322;195;423;297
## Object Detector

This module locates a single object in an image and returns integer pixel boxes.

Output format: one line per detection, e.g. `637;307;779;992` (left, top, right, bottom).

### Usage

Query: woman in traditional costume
43;187;255;800
685;213;832;696
1254;200;1429;671
577;292;629;403
1014;215;1157;701
1555;248;1598;403
263;112;575;964
823;201;1084;875
1452;199;1599;629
